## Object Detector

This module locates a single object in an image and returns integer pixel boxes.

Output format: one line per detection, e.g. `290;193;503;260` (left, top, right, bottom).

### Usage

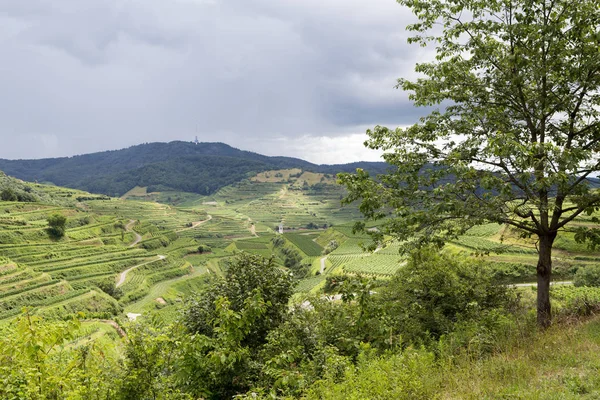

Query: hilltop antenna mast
194;124;200;144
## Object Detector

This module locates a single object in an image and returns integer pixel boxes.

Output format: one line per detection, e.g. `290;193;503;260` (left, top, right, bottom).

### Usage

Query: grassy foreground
441;320;600;398
303;316;600;399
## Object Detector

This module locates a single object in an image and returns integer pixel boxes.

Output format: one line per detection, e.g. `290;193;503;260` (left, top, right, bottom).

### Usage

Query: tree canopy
46;213;67;239
339;0;600;327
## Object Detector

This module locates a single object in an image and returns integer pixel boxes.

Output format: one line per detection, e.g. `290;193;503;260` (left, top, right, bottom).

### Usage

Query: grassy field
303;314;600;399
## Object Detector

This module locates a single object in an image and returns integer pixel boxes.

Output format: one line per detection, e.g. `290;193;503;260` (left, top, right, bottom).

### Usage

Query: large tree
339;0;600;327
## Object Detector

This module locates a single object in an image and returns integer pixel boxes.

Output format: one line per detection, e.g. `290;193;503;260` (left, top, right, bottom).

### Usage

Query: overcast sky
0;0;429;164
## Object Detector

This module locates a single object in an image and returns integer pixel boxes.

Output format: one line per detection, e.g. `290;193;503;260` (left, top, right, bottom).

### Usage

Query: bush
96;278;123;299
381;248;517;345
0;188;17;201
197;244;211;254
323;240;339;255
552;286;600;318
574;265;600;287
183;253;294;348
46;213;67;239
303;348;437;400
16;191;37;202
271;236;285;247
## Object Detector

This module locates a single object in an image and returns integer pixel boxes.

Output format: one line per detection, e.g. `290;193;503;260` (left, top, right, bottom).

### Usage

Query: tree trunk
537;233;556;328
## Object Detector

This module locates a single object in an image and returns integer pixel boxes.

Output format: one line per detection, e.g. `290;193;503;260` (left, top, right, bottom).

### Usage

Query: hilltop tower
194;136;199;145
278;222;284;234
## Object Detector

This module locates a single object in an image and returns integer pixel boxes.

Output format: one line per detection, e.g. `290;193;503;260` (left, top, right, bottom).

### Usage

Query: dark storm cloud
0;0;426;161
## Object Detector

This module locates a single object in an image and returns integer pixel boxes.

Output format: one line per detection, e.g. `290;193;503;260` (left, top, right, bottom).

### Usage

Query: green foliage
0;312;120;399
463;223;502;237
183;253;295;350
179;292;269;398
256;301;370;395
140;235;173;250
0;188;17;201
574;265;600;288
303;348;436;400
96;278;124;299
39;290;123;320
381;249;516;344
341;254;404;276
322;239;339;255
485;261;536;284
120;319;190;400
278;247;310;279
294;275;325;293
234;240;269;250
552;286;600;318
197;244;211;254
0;187;37;202
46;213;67;239
451;236;535;255
339;0;600;327
271;236;285;247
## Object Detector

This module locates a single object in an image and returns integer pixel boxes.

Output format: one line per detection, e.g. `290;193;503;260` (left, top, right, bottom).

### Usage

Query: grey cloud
0;0;426;161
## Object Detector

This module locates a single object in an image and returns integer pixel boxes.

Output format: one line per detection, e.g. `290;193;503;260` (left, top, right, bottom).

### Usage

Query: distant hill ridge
0;141;388;196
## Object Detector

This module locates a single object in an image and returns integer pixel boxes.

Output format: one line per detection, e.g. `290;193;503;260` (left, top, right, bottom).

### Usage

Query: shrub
183;253;294;349
16;191;37;202
303;348;437;400
0;188;17;201
552;286;600;318
46;213;67;239
197;244;211;254
381;248;517;345
574;265;600;287
323;240;339;255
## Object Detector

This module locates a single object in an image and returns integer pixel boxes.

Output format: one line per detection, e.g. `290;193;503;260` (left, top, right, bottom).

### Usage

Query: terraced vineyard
0;170;361;323
0;185;206;323
450;236;537;254
3;166;599;329
283;232;323;256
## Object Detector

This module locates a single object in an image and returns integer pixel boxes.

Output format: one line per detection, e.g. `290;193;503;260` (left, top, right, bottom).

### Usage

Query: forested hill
0;141;388;196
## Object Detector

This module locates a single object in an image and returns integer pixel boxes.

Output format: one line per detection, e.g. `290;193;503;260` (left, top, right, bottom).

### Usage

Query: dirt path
95;319;127;338
175;215;212;232
248;218;258;237
116;255;166;288
320;256;327;274
125;220;143;247
278;186;287;199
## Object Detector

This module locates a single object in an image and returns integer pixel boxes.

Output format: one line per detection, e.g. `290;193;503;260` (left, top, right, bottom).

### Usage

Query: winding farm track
116;255;166;288
175;215;213;232
125;220;143;247
96;319;127;338
320;257;327;274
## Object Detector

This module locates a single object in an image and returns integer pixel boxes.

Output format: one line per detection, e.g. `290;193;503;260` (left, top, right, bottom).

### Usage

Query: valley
0;166;597;328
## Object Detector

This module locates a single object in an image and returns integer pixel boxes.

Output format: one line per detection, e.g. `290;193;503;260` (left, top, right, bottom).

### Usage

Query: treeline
0;171;66;205
0;141;389;196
